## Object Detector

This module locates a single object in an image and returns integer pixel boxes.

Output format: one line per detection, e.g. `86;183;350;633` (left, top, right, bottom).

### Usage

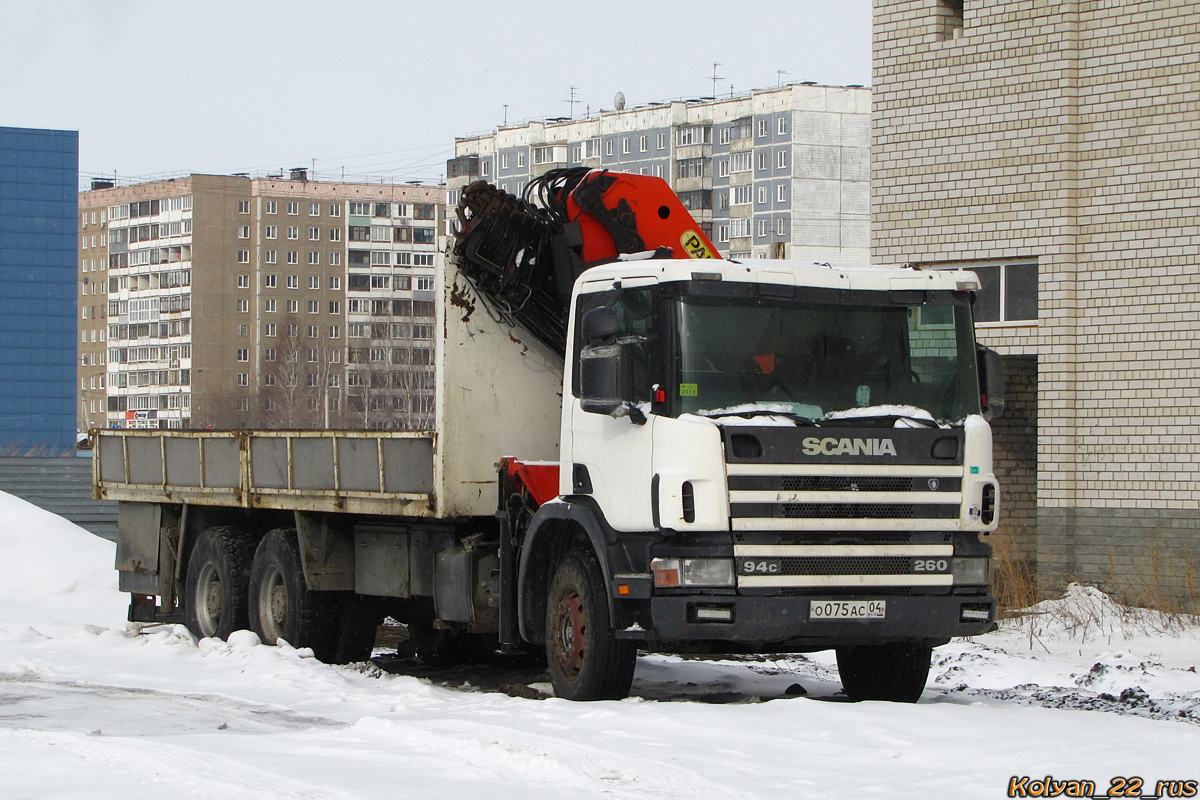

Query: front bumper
643;593;996;647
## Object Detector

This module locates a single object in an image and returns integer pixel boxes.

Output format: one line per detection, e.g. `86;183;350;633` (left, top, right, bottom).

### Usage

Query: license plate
809;600;887;620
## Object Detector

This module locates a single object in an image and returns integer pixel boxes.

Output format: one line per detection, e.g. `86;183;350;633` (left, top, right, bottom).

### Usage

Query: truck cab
518;257;1002;701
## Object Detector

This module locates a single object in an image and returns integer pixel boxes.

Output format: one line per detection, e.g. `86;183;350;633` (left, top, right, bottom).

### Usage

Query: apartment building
872;0;1200;604
1;126;78;453
448;83;870;265
77;173;445;432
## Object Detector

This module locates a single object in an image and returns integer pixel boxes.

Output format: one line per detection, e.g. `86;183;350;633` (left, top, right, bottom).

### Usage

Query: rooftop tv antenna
709;62;724;98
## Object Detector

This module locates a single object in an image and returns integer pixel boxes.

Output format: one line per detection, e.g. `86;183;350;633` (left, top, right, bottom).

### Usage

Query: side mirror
977;346;1006;420
580;343;624;416
581;306;618;344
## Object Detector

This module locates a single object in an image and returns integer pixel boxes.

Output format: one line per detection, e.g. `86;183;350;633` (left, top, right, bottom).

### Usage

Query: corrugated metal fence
0;456;117;541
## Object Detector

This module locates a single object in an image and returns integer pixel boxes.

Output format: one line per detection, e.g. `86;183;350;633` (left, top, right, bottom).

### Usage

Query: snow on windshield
823;404;948;428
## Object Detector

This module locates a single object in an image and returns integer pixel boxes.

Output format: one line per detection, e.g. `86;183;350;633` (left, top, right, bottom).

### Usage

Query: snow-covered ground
1;490;1198;799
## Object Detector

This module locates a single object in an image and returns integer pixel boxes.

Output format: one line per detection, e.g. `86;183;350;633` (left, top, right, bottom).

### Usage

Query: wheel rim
552;587;587;679
257;565;288;645
194;562;221;637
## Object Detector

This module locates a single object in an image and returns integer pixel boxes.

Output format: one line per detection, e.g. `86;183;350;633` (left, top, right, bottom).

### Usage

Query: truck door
564;283;658;532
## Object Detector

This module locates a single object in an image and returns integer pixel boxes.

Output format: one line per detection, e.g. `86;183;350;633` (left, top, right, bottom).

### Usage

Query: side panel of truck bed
94;430;434;517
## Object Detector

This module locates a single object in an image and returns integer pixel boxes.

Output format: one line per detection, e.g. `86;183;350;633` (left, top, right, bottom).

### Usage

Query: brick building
872;0;1200;604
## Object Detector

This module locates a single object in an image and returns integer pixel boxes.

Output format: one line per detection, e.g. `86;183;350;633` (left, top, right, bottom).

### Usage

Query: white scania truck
98;170;1003;702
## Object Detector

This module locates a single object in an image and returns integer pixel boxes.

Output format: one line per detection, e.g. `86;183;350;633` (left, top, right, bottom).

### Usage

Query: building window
939;0;964;39
481;159;490;176
265;225;277;239
287;226;298;240
237;275;249;289
237;299;249;313
947;261;1037;323
265;299;277;313
308;300;319;313
265;201;277;214
639;135;648;153
329;228;341;242
329;203;342;217
777;117;788;136
238;226;249;239
309;202;320;216
757;152;767;172
758;119;768;138
329;301;341;314
265;274;277;288
237;250;249;263
621;137;630;155
287;251;298;265
605;139;614;157
329;276;341;289
717;224;730;243
656;133;667;150
286;201;298;215
757;219;768;238
309;227;320;241
237;349;248;362
500;153;509;170
774;217;787;235
309;251;320;265
677;159;705;180
238;201;250;214
776;150;788;169
730;152;752;174
719;127;731;145
237;373;248;387
286;299;298;314
329;325;341;339
516;151;525;168
777;184;787;203
676;126;712;147
265;323;277;337
730;218;751;238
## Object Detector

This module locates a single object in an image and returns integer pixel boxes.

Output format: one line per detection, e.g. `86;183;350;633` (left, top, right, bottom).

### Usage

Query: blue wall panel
0;126;78;453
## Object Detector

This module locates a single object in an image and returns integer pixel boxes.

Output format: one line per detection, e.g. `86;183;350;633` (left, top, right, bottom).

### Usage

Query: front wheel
836;641;933;703
544;550;636;701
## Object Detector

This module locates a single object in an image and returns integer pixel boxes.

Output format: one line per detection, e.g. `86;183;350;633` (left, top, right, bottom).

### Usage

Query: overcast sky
1;1;871;188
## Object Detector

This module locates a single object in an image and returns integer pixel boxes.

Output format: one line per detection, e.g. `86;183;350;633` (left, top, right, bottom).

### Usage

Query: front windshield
672;294;981;423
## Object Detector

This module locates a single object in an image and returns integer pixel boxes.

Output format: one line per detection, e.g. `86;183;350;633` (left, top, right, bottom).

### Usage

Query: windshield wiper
824;413;939;429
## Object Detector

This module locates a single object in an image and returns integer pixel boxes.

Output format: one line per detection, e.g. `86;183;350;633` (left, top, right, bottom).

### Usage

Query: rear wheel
836;641;933;703
545;550;636;701
248;528;338;661
183;526;255;640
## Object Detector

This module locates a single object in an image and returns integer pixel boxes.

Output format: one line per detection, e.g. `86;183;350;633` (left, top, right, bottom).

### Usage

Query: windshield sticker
970;466;980;474
856;385;870;406
680;383;699;397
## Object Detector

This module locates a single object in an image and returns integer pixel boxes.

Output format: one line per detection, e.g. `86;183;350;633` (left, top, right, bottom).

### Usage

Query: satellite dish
614;91;626;111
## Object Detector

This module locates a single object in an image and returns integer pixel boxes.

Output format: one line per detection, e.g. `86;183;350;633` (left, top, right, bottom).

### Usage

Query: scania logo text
801;437;897;456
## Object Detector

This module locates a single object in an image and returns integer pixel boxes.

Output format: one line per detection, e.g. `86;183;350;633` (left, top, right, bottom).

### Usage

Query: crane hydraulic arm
451;168;719;355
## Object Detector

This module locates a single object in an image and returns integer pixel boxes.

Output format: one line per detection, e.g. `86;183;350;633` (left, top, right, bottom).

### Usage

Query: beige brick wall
873;0;1200;598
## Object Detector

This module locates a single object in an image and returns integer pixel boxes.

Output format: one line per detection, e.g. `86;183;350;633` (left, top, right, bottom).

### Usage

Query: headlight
952;557;989;586
651;557;735;588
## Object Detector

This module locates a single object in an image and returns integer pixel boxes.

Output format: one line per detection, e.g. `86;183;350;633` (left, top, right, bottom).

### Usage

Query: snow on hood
687;403;821;427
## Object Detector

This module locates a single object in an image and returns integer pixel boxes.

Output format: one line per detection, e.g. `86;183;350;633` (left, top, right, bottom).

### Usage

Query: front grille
782;503;916;519
781;475;912;492
780;556;912;575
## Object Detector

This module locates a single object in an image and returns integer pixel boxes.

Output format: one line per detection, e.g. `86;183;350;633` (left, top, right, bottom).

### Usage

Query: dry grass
990;532;1040;617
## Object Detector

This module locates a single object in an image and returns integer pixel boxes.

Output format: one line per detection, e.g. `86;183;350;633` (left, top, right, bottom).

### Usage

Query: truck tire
184;526;255;641
329;595;384;664
248;528;338;662
836;641;933;703
545;549;636;701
